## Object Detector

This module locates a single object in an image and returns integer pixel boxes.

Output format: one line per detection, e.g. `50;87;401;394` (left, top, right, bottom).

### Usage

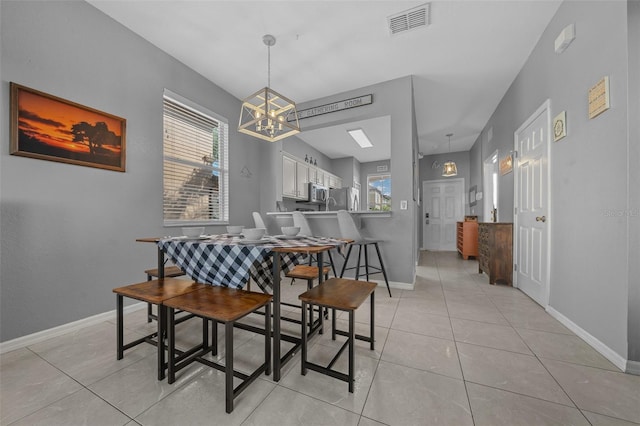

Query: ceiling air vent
387;3;430;36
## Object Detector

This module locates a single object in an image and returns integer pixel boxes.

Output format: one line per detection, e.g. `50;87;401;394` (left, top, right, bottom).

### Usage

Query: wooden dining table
137;234;347;381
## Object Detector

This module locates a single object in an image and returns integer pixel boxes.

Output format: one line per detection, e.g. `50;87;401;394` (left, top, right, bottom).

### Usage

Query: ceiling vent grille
388;3;430;36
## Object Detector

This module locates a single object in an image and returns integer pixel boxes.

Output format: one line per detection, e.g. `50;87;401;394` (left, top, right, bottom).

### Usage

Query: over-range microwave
308;183;328;203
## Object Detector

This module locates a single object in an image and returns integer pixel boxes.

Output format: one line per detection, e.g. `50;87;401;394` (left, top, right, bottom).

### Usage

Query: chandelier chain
267;43;271;88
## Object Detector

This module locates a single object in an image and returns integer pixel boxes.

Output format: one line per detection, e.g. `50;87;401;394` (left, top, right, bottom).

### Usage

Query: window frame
366;173;392;211
162;89;229;227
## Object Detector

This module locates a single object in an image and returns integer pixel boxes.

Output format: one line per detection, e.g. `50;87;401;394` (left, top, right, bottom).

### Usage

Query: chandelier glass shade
442;133;458;177
238;35;300;142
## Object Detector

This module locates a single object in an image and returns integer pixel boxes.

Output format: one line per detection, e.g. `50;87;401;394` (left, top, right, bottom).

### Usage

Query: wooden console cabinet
478;222;513;286
456;221;478;259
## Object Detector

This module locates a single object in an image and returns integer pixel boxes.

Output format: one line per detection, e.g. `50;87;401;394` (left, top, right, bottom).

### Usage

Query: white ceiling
88;0;561;161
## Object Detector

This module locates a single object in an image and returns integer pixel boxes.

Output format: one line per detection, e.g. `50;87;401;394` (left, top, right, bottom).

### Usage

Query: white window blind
163;92;229;226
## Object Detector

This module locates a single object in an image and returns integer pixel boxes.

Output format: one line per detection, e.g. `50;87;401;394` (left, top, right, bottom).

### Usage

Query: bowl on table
226;225;244;235
281;226;300;237
241;228;266;241
182;226;205;238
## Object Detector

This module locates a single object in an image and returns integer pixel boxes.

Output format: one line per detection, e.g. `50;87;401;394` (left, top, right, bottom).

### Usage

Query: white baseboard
0;302;146;355
626;360;640;376
546;306;627;372
368;279;414;291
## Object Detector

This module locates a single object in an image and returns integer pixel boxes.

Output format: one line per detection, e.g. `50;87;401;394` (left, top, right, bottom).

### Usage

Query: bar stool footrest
303;361;350;383
334;329;374;344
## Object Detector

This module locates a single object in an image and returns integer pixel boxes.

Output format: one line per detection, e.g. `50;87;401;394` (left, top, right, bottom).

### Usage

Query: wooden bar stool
164;286;272;414
285;264;330;332
298;277;376;392
144;265;186;322
112;278;207;380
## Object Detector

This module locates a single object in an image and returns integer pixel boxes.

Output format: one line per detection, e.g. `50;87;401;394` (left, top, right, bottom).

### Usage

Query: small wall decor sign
469;185;477;206
499;153;513;176
10;83;126;172
588;76;610;119
293;94;373;121
553;110;567;142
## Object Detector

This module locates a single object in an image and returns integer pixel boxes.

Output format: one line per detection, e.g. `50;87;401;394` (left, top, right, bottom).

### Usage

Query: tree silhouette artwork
11;83;126;172
71;121;121;156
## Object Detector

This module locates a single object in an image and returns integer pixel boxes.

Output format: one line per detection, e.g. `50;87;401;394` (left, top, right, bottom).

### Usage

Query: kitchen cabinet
282;155;298;198
282;154;309;200
329;175;342;189
296;161;309;200
282;152;343;199
456;221;478;260
309;167;322;184
478;222;513;286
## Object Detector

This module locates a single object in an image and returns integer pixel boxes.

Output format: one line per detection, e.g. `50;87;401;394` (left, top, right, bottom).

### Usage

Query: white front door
514;100;550;307
423;179;464;250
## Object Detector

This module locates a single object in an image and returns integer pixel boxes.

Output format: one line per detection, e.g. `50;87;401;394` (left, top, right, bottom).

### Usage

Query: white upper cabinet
282;152;342;199
296;161;310;200
329;174;342;189
282;155;298;198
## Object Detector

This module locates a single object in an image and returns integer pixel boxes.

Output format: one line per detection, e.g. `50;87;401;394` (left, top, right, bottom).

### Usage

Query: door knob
536;216;546;222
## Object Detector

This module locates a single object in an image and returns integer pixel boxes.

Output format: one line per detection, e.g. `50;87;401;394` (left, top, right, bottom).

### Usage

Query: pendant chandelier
442;133;458;177
238;34;300;142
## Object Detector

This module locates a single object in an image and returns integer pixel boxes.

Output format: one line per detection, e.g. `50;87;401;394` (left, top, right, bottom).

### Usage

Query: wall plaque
588;76;610;119
292;94;373;121
553;111;567;141
499;154;513;176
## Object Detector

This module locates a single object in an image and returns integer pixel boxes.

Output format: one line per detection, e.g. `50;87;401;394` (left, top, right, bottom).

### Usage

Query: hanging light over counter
238;34;300;142
442;133;458;177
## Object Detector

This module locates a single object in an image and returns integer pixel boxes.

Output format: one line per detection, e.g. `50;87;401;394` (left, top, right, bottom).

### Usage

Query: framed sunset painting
10;83;126;172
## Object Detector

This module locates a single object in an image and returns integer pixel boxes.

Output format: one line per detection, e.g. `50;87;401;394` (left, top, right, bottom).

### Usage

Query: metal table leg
272;251;282;381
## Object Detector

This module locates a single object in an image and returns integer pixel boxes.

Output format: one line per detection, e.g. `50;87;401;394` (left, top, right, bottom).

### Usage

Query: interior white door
423;179;464;250
515;101;550;307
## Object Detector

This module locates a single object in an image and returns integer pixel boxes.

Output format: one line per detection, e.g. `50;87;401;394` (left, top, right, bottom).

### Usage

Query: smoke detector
388;3;431;36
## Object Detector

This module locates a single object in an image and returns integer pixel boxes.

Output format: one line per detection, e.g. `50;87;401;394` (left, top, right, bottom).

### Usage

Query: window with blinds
163;91;229;225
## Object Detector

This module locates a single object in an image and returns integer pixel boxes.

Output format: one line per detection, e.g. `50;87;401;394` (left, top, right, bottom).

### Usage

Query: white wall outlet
400;200;408;210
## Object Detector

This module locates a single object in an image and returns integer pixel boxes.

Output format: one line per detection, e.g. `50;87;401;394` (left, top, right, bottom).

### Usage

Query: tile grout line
435;252;477;426
17;347;135;425
461;253;620;424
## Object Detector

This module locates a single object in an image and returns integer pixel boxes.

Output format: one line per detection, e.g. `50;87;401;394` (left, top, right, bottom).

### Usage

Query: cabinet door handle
536;216;546;222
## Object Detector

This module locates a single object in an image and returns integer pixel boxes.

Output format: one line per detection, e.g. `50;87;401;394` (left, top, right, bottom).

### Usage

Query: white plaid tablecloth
158;235;344;293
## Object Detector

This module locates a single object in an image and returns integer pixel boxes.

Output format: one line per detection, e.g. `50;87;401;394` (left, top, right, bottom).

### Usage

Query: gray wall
0;1;261;341
263;76;417;285
333;157;359;190
627;0;640;367
468;1;635;362
419;151;471;196
282;136;333;173
417;151;471;243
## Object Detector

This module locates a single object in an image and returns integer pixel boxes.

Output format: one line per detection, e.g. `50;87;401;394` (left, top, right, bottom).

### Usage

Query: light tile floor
2;251;639;425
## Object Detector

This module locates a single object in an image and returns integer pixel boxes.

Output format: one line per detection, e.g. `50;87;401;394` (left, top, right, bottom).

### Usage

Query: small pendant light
442;133;458;177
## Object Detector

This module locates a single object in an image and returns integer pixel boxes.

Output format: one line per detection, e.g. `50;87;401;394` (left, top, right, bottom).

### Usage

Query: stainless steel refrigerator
328;187;359;211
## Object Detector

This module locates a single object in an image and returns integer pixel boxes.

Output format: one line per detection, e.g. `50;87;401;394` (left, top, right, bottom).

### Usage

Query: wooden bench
298;277;376;392
112;278;207;380
164;286;272;414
